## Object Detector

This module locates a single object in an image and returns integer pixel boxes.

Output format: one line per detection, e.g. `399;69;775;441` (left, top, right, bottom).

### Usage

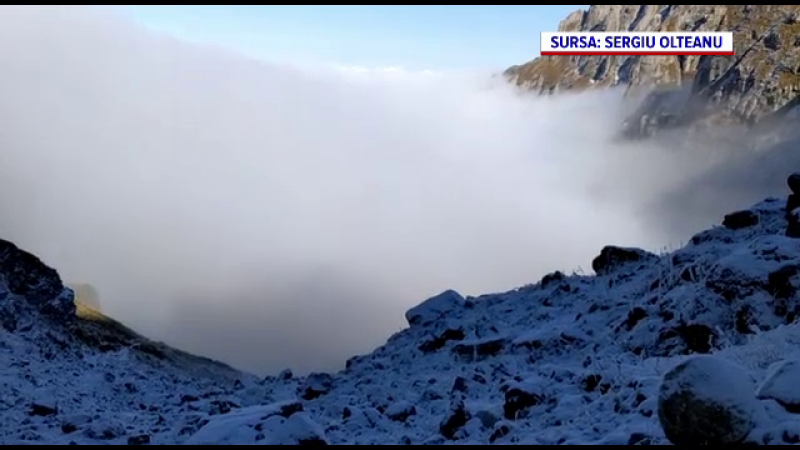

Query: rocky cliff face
0;238;75;333
506;5;800;137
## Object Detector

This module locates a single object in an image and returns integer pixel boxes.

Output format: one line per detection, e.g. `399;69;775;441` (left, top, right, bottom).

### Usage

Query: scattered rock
623;307;648;331
439;398;469;440
658;355;757;445
384;401;416;422
84;420;125;440
768;265;800;300
278;369;293;380
209;399;240;416
29;403;58;417
592;246;658;276
756;360;800;413
474;410;500;429
60;414;91;435
581;374;603;393
127;435;151;445
784;428;800;444
452;337;508;362
675;324;716;354
503;380;545;420
180;394;200;404
418;327;465;354
299;373;334;400
627;432;652;445
489;423;511;443
764;31;781;50
451;376;468;394
540;271;566;288
723;210;759;230
187;405;326;445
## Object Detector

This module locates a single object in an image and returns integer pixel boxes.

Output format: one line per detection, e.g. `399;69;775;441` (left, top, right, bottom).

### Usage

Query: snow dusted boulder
184;401;327;445
503;377;546;420
756;360;800;413
405;289;466;327
658;355;758;445
439;397;470;440
299;372;334;400
722;210;759;230
384;401;416;422
591;246;658;276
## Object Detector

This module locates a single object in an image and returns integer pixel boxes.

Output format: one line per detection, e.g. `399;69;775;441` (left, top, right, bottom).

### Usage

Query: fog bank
0;6;781;375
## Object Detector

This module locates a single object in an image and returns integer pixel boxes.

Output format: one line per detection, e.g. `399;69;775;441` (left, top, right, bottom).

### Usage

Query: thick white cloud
0;6;767;375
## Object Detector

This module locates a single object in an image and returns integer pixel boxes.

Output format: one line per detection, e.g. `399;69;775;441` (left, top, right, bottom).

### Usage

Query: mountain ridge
505;5;800;137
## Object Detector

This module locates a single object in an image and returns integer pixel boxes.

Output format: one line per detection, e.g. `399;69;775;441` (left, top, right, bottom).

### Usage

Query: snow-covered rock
591;245;658;276
183;402;326;445
658;355;758;445
404;289;466;327
384;401;416;422
757;360;800;413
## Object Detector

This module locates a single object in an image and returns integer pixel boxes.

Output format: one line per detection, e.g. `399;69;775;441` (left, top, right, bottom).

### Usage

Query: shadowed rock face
0;238;75;331
506;5;800;135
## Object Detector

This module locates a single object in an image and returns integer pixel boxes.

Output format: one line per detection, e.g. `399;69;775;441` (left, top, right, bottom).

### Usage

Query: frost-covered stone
440;398;469;440
658;356;758;445
757;360;800;413
405;289;466;327
299;373;334;400
503;378;546;420
384;401;416;422
591;246;658;276
184;402;324;445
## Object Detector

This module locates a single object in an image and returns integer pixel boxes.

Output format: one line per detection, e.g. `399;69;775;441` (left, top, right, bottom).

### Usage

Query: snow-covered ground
5;190;800;444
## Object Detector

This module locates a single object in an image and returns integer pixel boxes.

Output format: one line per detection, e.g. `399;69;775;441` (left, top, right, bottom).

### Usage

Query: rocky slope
506;5;800;137
9;177;800;444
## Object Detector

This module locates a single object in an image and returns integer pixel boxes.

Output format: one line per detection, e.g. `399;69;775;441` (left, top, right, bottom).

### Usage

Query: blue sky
122;5;585;71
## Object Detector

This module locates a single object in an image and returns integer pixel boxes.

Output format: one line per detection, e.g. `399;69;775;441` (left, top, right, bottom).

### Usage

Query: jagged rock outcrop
0;238;75;332
506;5;800;137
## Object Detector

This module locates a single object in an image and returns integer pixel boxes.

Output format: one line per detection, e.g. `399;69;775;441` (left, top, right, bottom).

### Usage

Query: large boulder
658;355;758;445
592;246;658;276
405;290;466;327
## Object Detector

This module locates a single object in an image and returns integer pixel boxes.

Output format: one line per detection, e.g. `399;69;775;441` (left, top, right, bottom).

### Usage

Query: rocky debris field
8;175;800;444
